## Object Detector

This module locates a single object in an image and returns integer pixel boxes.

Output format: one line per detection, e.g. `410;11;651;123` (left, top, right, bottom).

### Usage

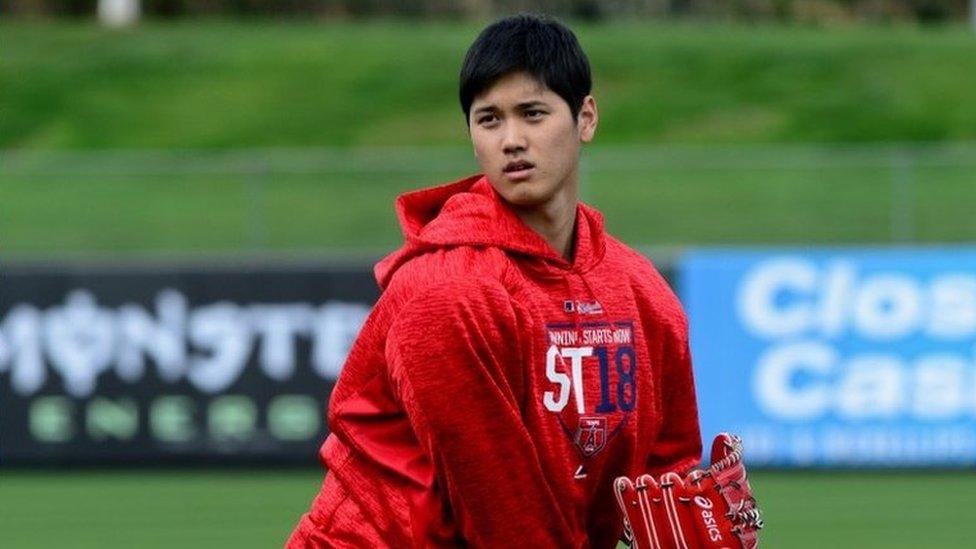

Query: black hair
459;13;592;125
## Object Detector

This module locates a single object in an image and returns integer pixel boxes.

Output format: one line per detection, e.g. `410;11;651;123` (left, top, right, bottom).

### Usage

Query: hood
374;174;607;289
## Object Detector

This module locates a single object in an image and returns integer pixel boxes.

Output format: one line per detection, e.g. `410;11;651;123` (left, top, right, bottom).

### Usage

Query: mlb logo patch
563;300;575;313
577;300;604;315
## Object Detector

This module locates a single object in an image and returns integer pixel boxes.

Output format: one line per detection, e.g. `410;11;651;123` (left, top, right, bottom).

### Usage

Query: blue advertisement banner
681;248;976;467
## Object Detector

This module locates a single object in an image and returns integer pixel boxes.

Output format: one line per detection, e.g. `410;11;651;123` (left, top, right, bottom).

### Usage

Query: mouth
503;160;535;182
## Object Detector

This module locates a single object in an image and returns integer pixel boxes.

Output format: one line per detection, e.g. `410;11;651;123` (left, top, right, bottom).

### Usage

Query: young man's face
468;71;597;209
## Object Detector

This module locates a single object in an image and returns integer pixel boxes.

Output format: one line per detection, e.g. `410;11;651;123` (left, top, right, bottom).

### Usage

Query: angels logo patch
575;416;607;457
542;321;637;458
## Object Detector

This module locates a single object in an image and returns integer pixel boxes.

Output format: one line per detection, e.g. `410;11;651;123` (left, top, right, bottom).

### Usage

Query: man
287;13;702;548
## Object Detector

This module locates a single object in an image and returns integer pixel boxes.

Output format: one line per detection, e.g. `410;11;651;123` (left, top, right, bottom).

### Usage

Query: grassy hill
2;21;975;254
3;20;976;149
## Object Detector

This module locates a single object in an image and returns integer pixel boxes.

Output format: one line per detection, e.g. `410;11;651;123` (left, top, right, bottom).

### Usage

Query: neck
512;177;579;262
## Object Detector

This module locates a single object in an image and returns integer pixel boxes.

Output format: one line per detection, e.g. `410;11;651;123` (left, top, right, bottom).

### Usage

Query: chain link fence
2;142;974;257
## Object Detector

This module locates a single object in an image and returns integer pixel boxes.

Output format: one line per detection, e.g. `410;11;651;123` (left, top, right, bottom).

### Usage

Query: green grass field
2;21;976;254
0;470;972;548
4;21;976;149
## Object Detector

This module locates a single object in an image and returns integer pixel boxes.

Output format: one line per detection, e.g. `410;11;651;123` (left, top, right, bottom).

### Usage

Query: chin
490;175;554;207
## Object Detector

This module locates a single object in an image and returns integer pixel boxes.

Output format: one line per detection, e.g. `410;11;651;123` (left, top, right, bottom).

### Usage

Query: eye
525;109;546;119
477;114;498;126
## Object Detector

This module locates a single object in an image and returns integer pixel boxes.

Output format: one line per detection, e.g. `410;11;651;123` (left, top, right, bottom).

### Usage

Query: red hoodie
287;175;701;548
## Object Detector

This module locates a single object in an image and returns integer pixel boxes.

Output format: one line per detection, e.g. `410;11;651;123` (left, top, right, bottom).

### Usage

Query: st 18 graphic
543;321;636;458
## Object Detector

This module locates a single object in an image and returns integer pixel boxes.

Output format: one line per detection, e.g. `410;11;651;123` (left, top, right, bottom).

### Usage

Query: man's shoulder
382;246;512;305
602;235;665;278
381;262;520;339
602;235;687;324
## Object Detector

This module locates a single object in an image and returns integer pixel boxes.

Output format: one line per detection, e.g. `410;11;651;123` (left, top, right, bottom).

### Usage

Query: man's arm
645;316;703;476
386;277;577;547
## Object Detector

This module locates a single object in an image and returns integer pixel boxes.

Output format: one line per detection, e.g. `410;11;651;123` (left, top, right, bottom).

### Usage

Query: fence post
246;161;269;251
889;149;915;243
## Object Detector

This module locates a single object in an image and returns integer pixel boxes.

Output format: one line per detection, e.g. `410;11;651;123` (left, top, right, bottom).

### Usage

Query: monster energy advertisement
0;261;377;466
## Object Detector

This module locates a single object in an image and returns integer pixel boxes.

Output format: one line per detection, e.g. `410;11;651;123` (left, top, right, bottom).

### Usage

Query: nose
502;121;527;155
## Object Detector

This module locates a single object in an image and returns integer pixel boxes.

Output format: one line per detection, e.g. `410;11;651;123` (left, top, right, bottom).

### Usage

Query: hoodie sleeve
644;314;703;476
385;277;577;548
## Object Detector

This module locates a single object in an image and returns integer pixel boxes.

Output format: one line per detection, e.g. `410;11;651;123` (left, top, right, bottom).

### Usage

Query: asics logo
694;496;723;542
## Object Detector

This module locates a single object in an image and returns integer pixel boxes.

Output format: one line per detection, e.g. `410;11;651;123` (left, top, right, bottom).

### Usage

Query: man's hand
614;433;764;549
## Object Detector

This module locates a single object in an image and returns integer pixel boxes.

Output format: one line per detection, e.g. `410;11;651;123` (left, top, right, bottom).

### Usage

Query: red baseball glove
613;433;764;549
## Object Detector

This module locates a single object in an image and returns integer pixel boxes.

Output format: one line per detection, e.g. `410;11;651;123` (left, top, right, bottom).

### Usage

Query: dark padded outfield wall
0;260;379;466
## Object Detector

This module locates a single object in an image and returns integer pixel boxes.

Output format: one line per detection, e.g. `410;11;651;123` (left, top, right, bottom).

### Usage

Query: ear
577;95;598;143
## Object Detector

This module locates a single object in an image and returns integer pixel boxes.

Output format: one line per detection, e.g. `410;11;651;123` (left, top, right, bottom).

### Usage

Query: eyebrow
472;100;549;116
